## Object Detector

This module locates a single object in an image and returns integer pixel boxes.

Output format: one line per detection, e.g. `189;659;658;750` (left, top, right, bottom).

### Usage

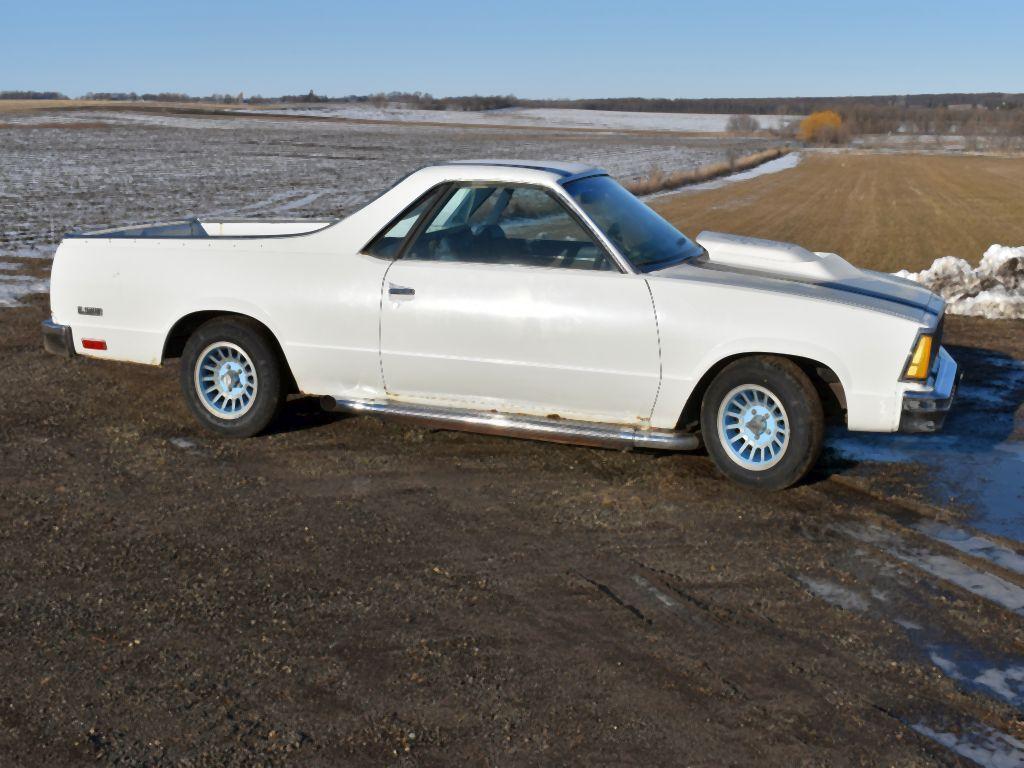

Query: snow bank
644;152;802;199
894;245;1024;319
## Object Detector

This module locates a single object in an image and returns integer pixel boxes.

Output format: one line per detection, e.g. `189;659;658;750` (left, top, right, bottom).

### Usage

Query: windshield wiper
638;253;694;272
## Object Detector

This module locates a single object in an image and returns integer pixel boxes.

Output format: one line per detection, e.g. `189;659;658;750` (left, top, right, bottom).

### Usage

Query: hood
691;231;944;318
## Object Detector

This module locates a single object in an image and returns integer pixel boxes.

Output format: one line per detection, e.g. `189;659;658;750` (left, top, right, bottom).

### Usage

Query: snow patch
631;575;679;609
647;152;802;199
797;576;868;612
894;617;923;631
0;108;754;241
0;245;57;261
250;105;801;133
894;245;1024;319
914;521;1024;577
843;525;1024;616
0;275;49;307
929;650;1024;708
271;191;323;214
912;722;1024;767
892;549;1024;615
975;666;1024;706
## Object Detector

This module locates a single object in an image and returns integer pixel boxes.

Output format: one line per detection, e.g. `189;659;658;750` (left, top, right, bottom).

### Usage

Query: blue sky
4;0;1022;98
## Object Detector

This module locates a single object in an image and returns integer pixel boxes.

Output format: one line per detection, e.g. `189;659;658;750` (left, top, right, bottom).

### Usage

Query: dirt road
2;289;1023;765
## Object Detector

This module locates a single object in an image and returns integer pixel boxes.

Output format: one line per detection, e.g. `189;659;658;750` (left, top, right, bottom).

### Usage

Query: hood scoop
696;231;862;283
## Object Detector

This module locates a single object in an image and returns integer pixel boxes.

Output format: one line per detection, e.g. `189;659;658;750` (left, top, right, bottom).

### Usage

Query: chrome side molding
320;396;699;452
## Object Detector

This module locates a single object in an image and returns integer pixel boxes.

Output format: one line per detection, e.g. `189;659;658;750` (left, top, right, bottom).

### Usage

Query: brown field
0;99;750;139
0;99;250;115
654;151;1024;272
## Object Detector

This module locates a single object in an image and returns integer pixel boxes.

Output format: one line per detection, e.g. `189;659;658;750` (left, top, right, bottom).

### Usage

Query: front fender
644;274;923;432
649;338;854;430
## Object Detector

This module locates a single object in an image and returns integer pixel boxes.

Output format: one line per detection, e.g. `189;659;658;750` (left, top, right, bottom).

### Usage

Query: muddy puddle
828;346;1024;542
798;516;1024;766
912;721;1024;768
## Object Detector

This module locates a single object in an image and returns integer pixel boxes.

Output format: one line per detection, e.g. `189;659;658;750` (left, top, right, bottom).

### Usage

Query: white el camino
43;160;959;488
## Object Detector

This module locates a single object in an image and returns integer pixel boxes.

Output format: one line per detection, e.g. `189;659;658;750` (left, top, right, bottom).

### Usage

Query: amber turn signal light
903;334;933;380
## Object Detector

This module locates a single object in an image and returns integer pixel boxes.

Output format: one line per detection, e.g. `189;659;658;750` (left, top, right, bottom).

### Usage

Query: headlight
902;333;934;381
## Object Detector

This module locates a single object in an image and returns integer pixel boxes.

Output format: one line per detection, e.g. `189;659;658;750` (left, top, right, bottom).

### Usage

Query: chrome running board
320;397;699;452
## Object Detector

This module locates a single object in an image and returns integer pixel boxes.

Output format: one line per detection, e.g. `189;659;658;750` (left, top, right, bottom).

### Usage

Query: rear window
363;187;445;258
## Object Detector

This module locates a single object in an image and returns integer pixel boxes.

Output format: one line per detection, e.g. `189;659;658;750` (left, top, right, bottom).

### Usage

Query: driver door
378;183;661;424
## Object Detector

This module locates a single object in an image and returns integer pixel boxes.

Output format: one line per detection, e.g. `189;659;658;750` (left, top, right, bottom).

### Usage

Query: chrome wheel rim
717;384;789;471
194;342;258;420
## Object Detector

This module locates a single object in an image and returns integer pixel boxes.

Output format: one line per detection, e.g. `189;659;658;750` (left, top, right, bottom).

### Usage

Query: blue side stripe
819;281;935;313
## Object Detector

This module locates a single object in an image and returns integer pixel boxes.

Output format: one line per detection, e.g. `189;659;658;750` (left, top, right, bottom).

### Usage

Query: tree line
0;90;69;100
3;89;1022;135
5;89;1023;113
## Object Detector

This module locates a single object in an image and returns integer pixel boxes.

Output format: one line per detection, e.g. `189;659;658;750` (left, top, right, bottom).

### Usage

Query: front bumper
899;346;959;433
42;320;75;358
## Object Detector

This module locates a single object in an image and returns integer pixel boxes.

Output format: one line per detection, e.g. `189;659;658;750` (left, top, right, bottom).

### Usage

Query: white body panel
380;260;660;422
646;266;925;431
51;236;390;400
48;160;947;435
697;231;863;282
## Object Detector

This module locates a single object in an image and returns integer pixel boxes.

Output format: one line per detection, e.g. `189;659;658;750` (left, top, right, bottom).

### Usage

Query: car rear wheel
180;317;284;437
699;356;824;490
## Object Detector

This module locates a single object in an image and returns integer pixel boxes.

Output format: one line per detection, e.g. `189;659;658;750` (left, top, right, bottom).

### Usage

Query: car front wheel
179;317;285;437
699;356;824;490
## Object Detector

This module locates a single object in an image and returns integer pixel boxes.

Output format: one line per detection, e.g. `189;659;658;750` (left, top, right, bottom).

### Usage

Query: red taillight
82;339;107;350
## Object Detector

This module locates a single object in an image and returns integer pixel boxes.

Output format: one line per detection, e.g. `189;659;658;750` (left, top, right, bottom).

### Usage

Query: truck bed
67;217;336;239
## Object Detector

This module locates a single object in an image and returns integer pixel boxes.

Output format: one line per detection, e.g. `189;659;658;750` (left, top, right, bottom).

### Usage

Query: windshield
564;175;703;272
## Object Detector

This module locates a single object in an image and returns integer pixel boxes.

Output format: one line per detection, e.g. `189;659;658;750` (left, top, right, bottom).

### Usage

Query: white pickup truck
43;160;958;488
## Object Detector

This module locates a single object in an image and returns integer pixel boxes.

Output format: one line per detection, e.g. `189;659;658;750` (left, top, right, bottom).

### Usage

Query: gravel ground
2;288;1024;765
1;109;1023;765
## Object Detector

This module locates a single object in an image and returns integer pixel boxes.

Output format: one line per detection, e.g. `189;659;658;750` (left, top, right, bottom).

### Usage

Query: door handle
388;284;415;297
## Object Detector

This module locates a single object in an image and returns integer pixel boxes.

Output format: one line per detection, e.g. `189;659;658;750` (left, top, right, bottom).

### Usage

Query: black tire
699;356;824;490
179;317;285;438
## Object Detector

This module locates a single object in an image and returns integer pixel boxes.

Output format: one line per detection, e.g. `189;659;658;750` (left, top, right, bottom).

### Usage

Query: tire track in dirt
787;474;1024;763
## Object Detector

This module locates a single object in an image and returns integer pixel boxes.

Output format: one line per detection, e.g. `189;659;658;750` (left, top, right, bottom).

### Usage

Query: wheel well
162;311;298;393
675;353;847;431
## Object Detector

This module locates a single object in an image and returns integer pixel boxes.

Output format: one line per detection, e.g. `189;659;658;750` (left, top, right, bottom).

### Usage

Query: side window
405;185;614;271
424;187;476;233
363;187;443;259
